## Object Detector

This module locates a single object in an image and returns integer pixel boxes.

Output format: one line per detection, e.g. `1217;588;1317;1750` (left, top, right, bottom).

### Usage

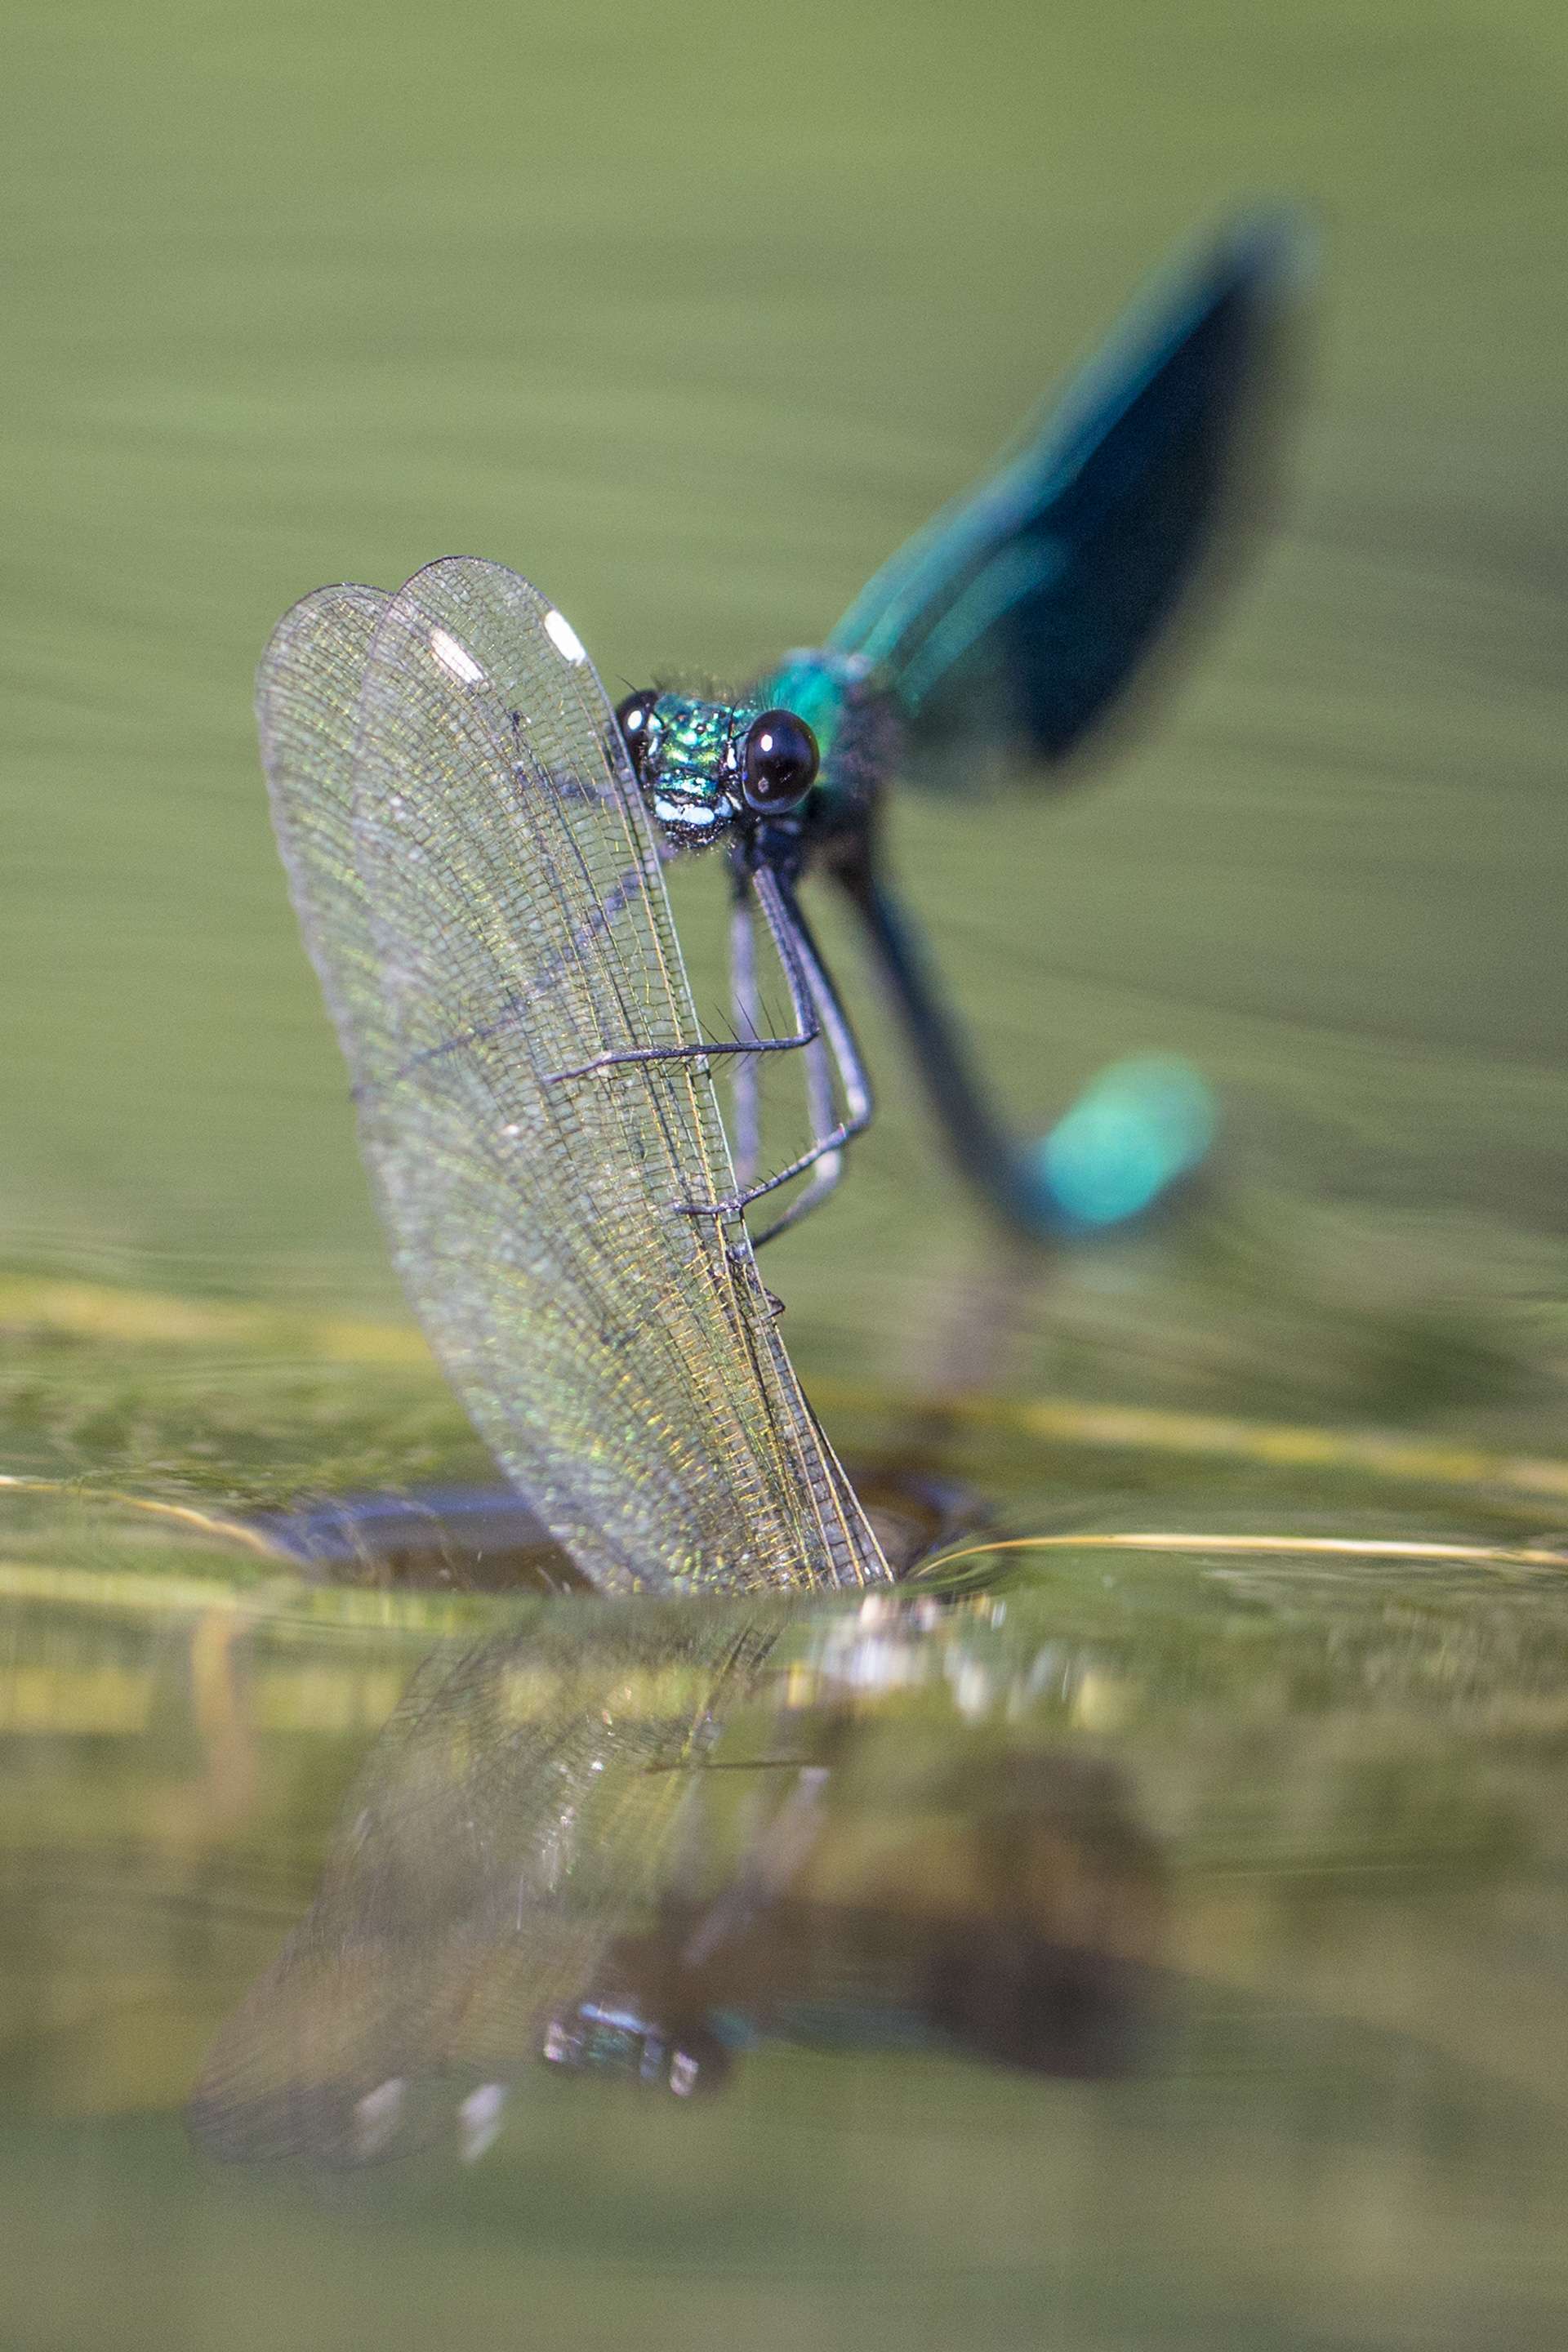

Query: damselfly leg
541;853;871;1245
727;876;765;1187
709;868;873;1247
541;854;819;1083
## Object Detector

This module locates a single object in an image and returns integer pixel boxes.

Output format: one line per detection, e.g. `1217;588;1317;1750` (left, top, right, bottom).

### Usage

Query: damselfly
258;217;1296;1596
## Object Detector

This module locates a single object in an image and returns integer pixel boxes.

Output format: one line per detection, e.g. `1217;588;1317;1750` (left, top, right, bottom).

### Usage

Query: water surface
6;1504;1568;2350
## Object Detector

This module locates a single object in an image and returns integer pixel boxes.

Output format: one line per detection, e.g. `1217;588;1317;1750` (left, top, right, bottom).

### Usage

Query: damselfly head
616;688;817;850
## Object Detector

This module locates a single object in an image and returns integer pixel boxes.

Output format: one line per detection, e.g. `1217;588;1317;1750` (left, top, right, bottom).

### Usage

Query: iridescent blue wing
830;216;1307;782
258;559;888;1597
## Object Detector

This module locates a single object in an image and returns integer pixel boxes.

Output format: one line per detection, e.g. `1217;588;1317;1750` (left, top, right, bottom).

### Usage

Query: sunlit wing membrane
260;558;889;1595
256;581;391;1041
829;216;1304;779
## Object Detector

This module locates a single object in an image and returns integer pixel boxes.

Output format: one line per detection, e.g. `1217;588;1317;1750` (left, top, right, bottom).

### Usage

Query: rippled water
6;1499;1568;2350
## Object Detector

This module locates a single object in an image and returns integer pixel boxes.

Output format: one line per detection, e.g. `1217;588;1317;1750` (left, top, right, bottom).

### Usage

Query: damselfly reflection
189;1596;1165;2167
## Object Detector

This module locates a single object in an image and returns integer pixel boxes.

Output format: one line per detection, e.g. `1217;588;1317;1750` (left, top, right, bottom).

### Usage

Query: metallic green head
614;689;819;849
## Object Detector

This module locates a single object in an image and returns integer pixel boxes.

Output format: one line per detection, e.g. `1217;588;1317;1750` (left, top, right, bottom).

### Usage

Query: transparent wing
260;558;887;1597
830;215;1306;781
256;580;390;1042
189;1600;791;2167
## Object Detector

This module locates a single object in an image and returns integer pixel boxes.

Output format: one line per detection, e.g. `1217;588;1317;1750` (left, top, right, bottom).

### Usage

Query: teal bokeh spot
1032;1057;1216;1229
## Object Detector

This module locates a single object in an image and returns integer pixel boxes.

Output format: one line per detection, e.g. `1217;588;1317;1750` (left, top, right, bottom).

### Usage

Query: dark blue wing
829;215;1308;782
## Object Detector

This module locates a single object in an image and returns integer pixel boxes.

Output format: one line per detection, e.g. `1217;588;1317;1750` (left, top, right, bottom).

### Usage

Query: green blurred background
3;0;1567;1443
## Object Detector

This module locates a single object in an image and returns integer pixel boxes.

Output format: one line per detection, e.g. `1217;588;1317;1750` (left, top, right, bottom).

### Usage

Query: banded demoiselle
260;217;1298;1596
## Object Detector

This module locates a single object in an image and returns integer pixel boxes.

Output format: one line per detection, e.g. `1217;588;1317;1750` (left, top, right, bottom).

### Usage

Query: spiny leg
727;871;838;1217
543;1022;818;1085
679;870;875;1245
728;876;763;1192
740;880;875;1245
543;861;820;1084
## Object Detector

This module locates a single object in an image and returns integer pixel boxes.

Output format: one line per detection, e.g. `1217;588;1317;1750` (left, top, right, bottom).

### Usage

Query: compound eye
740;709;818;813
615;691;660;776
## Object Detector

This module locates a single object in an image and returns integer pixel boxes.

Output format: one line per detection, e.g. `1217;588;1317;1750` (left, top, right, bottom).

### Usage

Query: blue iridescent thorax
615;653;896;857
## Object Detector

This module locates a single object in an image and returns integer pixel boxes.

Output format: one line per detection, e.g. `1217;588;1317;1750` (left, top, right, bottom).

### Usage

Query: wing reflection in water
189;1597;1165;2168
